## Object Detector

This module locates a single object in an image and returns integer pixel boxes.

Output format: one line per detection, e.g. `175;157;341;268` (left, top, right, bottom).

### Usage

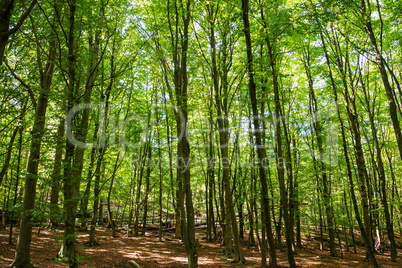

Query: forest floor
0;226;401;267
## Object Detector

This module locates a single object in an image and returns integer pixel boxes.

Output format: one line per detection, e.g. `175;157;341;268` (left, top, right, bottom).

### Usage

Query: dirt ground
0;226;401;267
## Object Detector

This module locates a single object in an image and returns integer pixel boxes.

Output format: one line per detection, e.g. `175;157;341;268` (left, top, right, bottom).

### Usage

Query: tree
11;4;57;265
241;0;279;266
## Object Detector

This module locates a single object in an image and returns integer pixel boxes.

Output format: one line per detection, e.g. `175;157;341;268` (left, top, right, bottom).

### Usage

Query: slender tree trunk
164;93;177;239
241;0;278;266
87;147;105;246
259;5;296;265
8;121;24;245
79;27;101;230
247;200;256;247
207;107;215;242
281;107;296;252
359;0;398;260
11;19;56;266
361;73;397;261
127;156;137;236
166;0;197;265
0;125;18;187
1;174;9;227
98;200;104;225
179;8;198;266
50;118;64;228
292;137;302;248
134;144;146;236
302;47;337;256
314;166;324;251
238;201;244;242
60;24;102;264
361;0;402;165
79;141;97;230
133;157;142;234
207;3;243;261
157;102;163;242
107;153;121;237
141;141;152;236
312;13;379;264
58;1;81;265
340;62;378;267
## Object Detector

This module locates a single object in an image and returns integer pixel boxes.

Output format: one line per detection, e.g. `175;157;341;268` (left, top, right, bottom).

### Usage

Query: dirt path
0;227;400;267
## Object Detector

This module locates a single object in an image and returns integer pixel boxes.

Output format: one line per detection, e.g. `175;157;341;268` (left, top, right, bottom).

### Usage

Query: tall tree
302;43;337;256
241;0;279;266
11;5;57;266
167;0;198;265
206;2;245;262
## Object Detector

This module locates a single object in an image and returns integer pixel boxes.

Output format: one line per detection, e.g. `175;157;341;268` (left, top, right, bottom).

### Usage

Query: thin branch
7;0;37;36
4;60;37;107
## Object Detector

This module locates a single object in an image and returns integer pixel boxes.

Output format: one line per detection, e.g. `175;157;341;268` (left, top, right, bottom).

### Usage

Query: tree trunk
302;47;337;256
361;0;402;165
79;143;96;230
50;118;64;228
207;3;243;261
127;156;137;236
157;105;163;242
98;200;104;225
0;124;18;187
141;141;152;236
134;144;146;236
12;40;56;268
107;153;121;237
361;72;397;261
359;0;398;261
166;0;197;265
340;61;378;267
241;0;278;266
312;13;379;265
79;27;101;230
87;149;104;246
207;111;215;242
293;137;302;248
259;5;296;265
8;121;24;245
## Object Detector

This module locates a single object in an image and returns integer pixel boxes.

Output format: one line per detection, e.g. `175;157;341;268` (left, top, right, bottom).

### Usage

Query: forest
0;0;402;267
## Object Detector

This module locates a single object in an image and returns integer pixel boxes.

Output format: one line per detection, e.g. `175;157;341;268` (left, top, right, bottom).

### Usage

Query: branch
7;0;37;36
4;60;37;107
